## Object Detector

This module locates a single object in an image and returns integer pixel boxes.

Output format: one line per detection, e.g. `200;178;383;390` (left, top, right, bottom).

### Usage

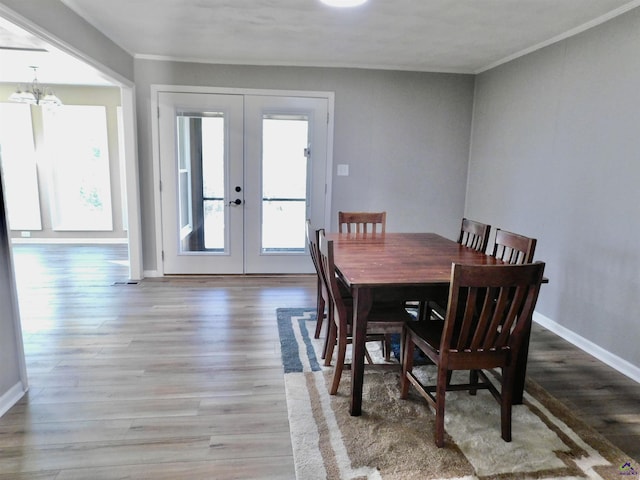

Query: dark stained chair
489;228;538;402
306;219;328;341
458;218;491;253
400;262;546;447
319;230;412;394
306;220;353;359
338;211;386;234
491;228;536;264
417;218;492;321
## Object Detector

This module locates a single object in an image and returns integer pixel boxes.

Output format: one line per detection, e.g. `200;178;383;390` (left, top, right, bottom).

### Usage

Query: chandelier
8;66;62;106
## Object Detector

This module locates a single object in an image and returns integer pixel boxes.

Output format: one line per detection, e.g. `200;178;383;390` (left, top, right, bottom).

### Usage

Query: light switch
337;164;349;176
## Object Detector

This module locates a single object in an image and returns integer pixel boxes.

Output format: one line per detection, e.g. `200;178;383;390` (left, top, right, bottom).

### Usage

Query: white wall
0;168;27;416
467;8;640;373
134;61;476;271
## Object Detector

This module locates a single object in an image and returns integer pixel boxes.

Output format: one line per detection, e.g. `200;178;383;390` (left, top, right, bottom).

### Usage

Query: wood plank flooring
0;244;638;479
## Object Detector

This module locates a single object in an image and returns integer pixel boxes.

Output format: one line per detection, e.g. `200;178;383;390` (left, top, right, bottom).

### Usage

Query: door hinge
161;250;164;261
327;111;329;124
157;106;160;118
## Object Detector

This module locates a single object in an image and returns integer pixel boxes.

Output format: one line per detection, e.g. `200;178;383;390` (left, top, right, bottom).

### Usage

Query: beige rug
277;308;635;480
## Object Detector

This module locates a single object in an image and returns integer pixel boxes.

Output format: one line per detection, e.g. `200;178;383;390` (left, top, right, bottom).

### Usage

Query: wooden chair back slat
458;218;491;253
338;211;386;234
443;262;545;358
492;229;536;264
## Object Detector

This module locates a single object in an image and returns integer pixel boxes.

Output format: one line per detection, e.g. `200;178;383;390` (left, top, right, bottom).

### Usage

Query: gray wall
134;61;475;270
467;8;640;369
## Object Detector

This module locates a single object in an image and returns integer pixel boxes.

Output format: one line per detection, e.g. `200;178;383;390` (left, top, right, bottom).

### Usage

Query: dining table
324;231;535;416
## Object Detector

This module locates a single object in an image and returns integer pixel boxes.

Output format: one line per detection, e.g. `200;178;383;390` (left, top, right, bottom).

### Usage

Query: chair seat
366;304;413;327
326;297;412;365
405;319;444;353
341;297;412;325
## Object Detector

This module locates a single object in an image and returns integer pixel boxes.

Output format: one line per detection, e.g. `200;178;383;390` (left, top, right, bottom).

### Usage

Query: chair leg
434;365;448;448
330;329;348;395
324;316;337;367
417;301;432;321
364;346;373;364
320;305;333;360
501;368;514;442
383;334;392;361
469;369;479;395
314;289;325;339
400;327;414;399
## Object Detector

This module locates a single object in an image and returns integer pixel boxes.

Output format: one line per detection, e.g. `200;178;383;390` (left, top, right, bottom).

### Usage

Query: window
43;105;113;231
0;103;42;231
261;114;309;252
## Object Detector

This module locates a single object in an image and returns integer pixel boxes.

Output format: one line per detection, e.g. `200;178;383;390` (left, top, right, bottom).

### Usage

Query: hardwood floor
0;244;638;479
527;326;640;461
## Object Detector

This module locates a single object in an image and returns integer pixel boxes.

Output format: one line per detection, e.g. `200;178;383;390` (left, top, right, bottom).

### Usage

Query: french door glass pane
202;116;225;250
261;115;308;252
176;113;226;252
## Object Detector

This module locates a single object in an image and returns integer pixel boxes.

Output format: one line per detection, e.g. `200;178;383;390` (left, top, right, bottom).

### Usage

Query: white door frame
150;85;335;276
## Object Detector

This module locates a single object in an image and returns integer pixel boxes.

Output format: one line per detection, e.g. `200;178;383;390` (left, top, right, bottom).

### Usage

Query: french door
158;91;330;274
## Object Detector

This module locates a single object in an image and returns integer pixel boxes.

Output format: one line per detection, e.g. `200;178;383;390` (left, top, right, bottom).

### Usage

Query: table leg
349;287;372;416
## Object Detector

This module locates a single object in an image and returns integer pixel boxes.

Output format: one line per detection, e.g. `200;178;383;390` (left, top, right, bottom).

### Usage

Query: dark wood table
325;232;525;416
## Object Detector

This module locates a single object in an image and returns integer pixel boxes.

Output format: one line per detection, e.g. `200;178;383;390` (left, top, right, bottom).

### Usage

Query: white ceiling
2;0;640;85
0;17;113;86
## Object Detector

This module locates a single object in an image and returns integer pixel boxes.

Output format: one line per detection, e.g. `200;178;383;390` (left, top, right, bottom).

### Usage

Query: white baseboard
534;312;640;384
143;269;162;278
0;381;27;418
11;238;128;244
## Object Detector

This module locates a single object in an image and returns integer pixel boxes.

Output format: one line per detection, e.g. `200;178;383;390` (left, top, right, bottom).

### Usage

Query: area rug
276;308;635;480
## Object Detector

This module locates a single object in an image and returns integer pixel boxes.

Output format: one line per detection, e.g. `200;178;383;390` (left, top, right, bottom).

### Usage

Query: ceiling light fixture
8;66;62;107
319;0;368;7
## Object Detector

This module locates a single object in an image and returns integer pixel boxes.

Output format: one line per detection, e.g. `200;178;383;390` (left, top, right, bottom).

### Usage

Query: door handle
229;198;242;206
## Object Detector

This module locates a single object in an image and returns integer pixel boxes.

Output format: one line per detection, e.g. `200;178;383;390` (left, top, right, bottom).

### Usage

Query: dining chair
307;221;354;360
489;227;538;402
319;230;412;394
400;261;546;447
415;218;492;322
338;211;386;234
491;228;536;264
420;218;491;320
458;218;491;252
306;219;327;340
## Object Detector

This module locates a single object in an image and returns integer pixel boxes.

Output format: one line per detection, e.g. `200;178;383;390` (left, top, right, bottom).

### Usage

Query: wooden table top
324;232;503;288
